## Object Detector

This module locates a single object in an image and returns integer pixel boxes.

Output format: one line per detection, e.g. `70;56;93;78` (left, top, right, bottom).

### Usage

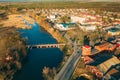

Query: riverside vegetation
0;11;27;80
0;27;27;80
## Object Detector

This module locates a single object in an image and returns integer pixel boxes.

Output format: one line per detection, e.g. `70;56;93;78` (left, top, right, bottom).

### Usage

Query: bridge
27;43;66;49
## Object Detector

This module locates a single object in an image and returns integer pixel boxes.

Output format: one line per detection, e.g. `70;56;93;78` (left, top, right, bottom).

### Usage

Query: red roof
84;45;91;48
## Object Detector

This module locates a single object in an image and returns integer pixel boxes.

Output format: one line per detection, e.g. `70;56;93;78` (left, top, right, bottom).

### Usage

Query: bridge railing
27;43;66;49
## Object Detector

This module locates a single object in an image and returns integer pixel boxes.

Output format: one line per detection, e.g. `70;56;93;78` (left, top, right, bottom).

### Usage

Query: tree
42;66;49;80
59;15;71;23
0;28;27;80
42;67;57;80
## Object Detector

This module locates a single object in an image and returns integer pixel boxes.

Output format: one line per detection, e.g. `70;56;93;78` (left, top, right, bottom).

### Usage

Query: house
84;56;94;65
84;20;102;25
115;24;120;29
71;16;86;23
95;42;116;51
54;23;76;31
82;45;91;56
116;37;120;47
108;28;120;36
47;14;56;22
103;26;114;31
79;24;96;31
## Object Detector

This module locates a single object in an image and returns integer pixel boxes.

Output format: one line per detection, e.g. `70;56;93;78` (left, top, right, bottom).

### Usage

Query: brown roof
97;56;120;79
95;42;113;48
108;68;119;76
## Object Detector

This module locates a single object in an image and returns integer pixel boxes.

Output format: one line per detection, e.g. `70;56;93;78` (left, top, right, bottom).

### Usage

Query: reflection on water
13;22;63;80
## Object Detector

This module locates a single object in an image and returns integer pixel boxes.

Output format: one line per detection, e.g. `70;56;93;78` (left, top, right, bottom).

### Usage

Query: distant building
54;23;76;31
116;37;120;47
82;45;91;56
79;24;96;31
115;24;120;29
84;20;102;26
103;26;114;31
95;42;116;51
47;14;56;22
71;16;86;23
108;28;120;36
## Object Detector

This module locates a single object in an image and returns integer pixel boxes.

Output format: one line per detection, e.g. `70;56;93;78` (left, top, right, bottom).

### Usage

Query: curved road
54;47;81;80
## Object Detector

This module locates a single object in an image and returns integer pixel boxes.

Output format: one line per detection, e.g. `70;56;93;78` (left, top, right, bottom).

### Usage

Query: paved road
54;49;81;80
54;34;82;80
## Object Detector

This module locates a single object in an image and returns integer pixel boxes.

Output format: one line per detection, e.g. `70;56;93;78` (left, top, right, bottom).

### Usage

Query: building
85;51;120;80
96;56;120;80
82;45;91;56
86;66;103;78
54;23;76;31
95;42;116;51
115;24;120;29
84;20;102;26
116;37;120;47
79;24;96;31
84;56;94;65
108;28;120;36
71;16;86;23
47;14;56;22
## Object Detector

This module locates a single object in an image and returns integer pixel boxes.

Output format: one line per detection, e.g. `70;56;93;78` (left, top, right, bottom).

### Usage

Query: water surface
14;22;63;80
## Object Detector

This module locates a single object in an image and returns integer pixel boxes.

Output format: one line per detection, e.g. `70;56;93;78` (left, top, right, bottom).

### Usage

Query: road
54;34;81;80
54;48;81;80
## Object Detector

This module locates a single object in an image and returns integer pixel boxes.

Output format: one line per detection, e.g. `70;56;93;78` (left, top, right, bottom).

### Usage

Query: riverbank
0;28;27;80
0;14;34;29
13;20;64;80
34;16;67;44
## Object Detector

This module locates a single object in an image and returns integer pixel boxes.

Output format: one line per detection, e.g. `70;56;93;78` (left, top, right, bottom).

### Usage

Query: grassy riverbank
33;15;67;43
0;14;34;29
0;27;27;80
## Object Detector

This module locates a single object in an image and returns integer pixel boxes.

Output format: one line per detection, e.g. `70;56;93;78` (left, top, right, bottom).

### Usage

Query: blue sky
0;0;120;2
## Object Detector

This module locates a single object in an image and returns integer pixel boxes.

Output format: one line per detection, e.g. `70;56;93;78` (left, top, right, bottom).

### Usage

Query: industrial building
95;42;116;52
84;51;120;80
82;41;120;79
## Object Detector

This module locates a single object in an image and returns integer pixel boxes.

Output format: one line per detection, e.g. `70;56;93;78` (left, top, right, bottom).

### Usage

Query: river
13;21;63;80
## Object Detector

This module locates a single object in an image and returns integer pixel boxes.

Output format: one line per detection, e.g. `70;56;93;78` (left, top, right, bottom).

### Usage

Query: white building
47;14;56;21
54;23;75;31
115;24;120;29
79;24;96;31
71;16;86;23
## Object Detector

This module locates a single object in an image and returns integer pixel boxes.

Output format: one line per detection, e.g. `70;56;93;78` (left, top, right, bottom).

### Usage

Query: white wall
71;16;86;23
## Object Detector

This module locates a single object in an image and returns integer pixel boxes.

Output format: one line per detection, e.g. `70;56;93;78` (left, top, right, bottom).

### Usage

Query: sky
0;0;120;2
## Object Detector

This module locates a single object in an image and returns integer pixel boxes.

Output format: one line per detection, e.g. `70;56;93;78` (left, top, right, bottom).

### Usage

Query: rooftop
87;50;120;79
89;51;113;66
58;23;76;28
84;45;91;48
108;28;120;32
97;56;120;79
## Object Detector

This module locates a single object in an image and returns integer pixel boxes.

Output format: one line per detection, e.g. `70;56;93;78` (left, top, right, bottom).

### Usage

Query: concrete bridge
27;43;65;49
